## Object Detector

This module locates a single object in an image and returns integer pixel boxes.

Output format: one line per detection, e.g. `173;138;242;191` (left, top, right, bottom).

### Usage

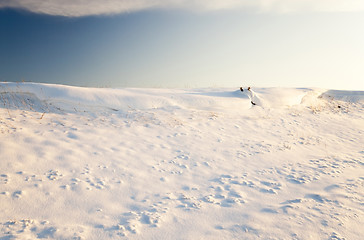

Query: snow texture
0;82;363;239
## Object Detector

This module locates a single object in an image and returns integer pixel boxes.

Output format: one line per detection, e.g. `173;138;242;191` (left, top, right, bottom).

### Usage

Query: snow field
0;82;363;239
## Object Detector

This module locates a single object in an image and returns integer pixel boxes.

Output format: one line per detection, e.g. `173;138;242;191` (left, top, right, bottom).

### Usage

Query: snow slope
0;82;363;239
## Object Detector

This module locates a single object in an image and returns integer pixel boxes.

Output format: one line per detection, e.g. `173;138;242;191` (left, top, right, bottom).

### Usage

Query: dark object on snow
240;87;256;105
247;87;256;105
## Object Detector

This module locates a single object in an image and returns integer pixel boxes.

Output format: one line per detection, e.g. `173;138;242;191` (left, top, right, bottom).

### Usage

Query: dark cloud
0;0;363;17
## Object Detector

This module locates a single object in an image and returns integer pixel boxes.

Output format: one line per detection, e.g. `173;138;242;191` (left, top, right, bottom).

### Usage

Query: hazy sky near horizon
1;0;364;90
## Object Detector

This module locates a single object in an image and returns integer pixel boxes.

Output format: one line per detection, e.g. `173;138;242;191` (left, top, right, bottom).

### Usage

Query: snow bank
1;82;252;112
247;87;311;107
320;90;364;103
1;82;363;118
3;82;361;112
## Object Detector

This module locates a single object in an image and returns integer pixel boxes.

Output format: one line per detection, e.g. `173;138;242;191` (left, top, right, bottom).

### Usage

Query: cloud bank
1;0;364;17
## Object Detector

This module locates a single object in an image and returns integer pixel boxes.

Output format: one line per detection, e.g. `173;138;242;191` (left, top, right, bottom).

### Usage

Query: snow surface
0;82;363;240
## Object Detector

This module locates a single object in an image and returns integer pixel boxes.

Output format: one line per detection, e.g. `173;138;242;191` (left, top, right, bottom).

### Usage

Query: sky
1;0;364;90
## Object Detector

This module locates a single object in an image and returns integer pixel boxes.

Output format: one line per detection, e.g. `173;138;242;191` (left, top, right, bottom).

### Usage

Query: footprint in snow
103;203;167;237
0;174;9;184
177;193;202;210
205;175;247;207
66;131;78;139
46;170;63;181
12;190;24;199
1;219;85;239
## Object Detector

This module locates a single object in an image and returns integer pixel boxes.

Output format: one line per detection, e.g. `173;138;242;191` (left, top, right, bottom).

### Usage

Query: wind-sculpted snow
1;82;254;112
0;82;342;112
320;90;364;103
0;82;363;239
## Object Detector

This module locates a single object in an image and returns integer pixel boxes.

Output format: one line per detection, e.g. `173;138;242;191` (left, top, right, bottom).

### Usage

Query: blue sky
1;1;364;90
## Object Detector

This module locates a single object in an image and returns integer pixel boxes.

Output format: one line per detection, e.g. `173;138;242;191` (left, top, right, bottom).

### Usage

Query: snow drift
2;82;362;112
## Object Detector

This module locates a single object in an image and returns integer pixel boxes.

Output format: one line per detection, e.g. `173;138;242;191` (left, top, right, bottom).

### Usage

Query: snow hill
0;82;363;239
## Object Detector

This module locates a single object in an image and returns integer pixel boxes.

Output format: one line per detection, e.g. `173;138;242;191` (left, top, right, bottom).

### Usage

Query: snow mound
0;82;363;113
247;88;310;107
0;92;50;112
1;82;250;112
320;90;364;103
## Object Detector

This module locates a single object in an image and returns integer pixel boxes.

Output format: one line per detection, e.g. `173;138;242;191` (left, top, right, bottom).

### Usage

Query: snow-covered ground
0;82;363;240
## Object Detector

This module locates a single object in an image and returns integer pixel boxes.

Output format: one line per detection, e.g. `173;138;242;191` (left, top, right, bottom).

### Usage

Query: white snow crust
0;82;363;239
